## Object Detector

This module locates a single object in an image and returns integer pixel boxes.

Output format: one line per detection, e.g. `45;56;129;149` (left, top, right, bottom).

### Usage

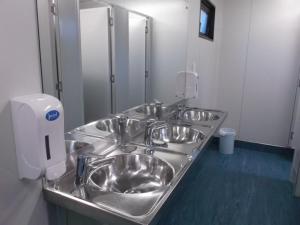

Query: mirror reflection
39;0;188;131
79;2;150;123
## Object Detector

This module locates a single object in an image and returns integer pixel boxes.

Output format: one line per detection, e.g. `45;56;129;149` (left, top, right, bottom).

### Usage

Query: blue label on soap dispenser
46;110;60;121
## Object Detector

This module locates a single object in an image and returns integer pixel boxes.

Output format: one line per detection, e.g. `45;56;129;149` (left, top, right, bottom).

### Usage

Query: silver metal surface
135;103;166;118
86;154;174;194
152;124;205;144
175;104;185;120
43;100;227;225
182;108;220;122
122;101;183;120
65;140;93;153
75;153;106;187
144;120;167;147
96;117;142;138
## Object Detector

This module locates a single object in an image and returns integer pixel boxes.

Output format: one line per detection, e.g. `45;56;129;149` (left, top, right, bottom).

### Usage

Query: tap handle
155;102;163;107
146;119;156;126
75;155;88;186
155;102;163;119
176;104;185;120
144;119;156;144
75;153;106;186
177;104;184;110
115;114;128;121
153;99;162;104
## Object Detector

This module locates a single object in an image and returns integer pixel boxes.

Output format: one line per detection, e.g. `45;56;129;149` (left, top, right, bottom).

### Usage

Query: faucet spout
155;102;163;119
114;114;128;146
75;153;105;187
144;119;167;149
73;153;114;199
176;104;191;120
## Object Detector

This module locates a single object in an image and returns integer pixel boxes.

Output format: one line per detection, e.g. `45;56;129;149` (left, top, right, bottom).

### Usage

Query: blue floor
156;143;300;225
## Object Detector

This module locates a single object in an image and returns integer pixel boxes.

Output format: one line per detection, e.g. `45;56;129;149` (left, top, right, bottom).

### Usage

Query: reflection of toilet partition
176;71;199;99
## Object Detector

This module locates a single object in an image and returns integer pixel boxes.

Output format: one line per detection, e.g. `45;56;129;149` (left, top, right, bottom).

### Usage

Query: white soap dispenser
11;94;66;181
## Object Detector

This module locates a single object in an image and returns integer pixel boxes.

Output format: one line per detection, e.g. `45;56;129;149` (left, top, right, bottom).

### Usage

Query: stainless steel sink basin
151;124;205;144
86;154;174;195
43;101;227;224
135;103;167;116
96;118;142;137
65;140;94;154
182;109;220;122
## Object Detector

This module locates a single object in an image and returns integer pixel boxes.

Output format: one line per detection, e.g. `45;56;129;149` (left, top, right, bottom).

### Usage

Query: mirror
37;0;189;131
37;0;300;152
79;2;150;123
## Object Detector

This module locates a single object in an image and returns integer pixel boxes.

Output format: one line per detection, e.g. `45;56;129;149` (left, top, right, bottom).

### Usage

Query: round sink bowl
86;154;174;194
182;109;220;122
152;124;205;144
96;118;119;133
135;104;166;116
65;140;93;154
96;118;141;137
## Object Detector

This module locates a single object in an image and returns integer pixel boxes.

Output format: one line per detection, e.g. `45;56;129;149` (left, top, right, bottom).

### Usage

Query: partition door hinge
145;26;149;34
109;17;114;26
50;3;57;16
290;131;294;140
56;81;63;92
145;70;149;78
110;74;115;83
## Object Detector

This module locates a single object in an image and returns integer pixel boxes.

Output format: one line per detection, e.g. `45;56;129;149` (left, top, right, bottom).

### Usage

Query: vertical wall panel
216;0;252;137
113;7;130;112
80;7;111;123
57;0;85;131
239;0;300;146
128;13;146;108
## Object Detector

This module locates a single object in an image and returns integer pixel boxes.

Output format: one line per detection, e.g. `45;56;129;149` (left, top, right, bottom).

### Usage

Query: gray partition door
80;6;112;123
128;12;147;108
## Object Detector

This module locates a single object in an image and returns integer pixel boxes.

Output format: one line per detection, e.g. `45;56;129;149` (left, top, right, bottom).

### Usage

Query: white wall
108;0;189;103
216;0;252;135
238;0;300;146
0;1;49;225
186;0;224;109
187;0;300;146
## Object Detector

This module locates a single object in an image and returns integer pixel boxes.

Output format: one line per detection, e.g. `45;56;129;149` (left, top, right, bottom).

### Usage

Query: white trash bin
219;128;236;155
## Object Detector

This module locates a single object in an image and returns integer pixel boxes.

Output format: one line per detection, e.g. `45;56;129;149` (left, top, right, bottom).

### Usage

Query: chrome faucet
150;99;164;119
75;153;106;187
75;153;115;185
74;153;114;199
176;104;185;120
144;119;168;152
155;102;163;119
113;114;138;153
153;99;161;104
176;104;192;121
114;114;128;146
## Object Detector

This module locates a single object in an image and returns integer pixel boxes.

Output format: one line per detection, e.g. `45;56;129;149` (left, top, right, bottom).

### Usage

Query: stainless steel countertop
43;100;227;225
